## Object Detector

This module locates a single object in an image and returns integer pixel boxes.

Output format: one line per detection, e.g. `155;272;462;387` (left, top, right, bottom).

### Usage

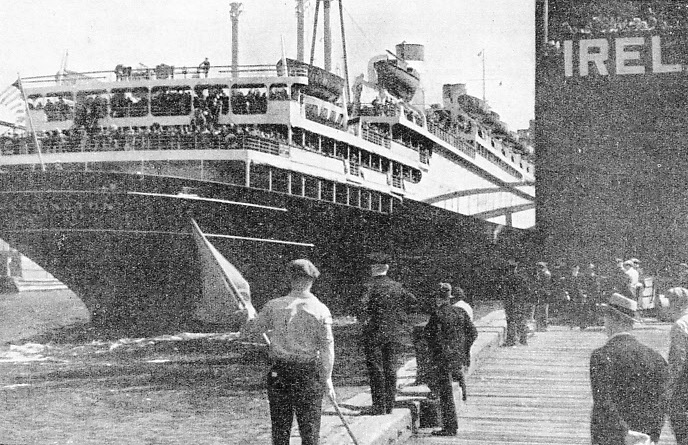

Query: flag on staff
191;219;257;326
477;50;483;56
0;83;26;129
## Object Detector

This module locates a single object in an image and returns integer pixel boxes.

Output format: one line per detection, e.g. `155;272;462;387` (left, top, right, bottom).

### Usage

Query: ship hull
0;170;528;334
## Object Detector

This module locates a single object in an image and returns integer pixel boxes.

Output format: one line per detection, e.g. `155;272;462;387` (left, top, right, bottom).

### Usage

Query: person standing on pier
424;282;477;436
360;252;416;415
500;259;531;347
243;259;336;445
589;293;667;445
532;261;553;331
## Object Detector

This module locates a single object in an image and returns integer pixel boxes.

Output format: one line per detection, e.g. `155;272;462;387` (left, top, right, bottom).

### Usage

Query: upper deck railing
22;64;309;88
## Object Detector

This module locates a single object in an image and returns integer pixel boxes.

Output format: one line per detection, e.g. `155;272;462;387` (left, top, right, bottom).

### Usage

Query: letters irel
563;35;683;77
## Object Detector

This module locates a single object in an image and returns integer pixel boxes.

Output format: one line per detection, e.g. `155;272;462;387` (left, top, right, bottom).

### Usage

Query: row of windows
250;164;393;213
2;160;394;214
26;82;296;121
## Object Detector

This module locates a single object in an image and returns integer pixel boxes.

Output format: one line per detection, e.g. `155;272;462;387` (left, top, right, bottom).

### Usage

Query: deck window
304;176;319;199
250;164;270;190
269;84;289;101
76;90;108;120
272;169;289;193
42;92;74;122
371;192;382;212
335;183;347;204
321;181;335;202
195;84;230;115
111;87;149;118
361;190;371;210
151;86;192;116
349;187;361;207
231;84;267;114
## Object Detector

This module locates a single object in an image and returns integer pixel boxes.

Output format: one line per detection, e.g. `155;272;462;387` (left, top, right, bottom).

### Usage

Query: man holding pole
242;258;336;445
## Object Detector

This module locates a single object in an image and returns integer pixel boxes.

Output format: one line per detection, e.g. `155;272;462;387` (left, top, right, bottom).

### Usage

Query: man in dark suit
590;293;668;445
424;283;478;436
360;252;416;415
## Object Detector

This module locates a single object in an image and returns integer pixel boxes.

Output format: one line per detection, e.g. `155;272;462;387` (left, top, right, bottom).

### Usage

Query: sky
0;0;535;130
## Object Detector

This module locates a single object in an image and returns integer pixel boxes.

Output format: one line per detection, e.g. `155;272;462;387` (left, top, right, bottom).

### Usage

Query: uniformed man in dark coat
424;284;477;436
360;252;416;415
590;293;667;445
500;259;531;346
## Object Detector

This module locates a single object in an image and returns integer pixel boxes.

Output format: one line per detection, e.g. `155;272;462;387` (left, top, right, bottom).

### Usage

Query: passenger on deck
199;58;210;78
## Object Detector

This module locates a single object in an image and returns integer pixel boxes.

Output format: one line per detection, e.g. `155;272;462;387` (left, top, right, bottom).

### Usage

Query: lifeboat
276;58;345;102
373;58;420;102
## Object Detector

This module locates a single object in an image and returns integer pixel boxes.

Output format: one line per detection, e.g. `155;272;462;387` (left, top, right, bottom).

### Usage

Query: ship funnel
296;0;305;62
396;42;425;75
230;3;243;78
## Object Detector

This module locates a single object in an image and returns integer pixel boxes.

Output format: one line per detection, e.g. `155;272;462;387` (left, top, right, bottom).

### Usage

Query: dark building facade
536;1;688;273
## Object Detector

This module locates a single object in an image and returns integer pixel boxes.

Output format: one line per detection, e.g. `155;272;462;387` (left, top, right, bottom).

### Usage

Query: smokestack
296;0;305;62
323;0;331;72
230;3;242;78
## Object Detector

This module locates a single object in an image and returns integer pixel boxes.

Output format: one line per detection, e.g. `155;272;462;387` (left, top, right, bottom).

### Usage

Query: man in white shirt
445;282;473;321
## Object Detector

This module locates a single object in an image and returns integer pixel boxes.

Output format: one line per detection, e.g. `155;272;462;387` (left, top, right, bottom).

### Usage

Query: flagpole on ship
16;73;45;172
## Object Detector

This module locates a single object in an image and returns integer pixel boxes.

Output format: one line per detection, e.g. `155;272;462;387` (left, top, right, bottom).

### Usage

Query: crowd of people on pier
236;250;688;444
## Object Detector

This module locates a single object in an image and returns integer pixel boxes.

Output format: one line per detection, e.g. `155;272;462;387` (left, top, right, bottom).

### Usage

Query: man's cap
507;258;519;266
439;282;452;292
680;263;688;269
286;259;320;280
623;260;634;267
602;293;639;321
536;262;547;268
630;258;640;264
366;252;390;265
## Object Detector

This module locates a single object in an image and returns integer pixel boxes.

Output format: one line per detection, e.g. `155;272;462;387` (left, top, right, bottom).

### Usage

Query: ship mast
295;0;305;62
230;3;242;79
307;0;350;99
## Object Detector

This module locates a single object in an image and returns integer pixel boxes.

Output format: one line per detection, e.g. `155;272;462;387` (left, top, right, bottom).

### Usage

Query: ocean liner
0;1;534;333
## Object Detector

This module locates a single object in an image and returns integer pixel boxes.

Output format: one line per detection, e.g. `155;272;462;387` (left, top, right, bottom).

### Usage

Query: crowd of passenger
28;98;74;122
0;124;290;155
547;2;688;50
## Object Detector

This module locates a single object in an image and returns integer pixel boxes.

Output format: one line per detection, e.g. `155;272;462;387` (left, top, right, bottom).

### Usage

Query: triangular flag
190;219;257;325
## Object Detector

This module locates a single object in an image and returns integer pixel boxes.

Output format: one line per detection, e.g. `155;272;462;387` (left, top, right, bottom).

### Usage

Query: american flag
0;83;26;130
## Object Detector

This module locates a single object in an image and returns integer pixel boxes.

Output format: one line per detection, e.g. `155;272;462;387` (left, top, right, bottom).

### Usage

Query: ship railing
391;175;404;190
362;127;391;149
427;121;476;158
21;63;303;87
1;131;295;155
419;150;430;165
243;135;283;156
348;161;361;177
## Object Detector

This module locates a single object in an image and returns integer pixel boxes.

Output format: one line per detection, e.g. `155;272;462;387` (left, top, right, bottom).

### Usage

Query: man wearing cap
243;259;335;445
589;293;667;445
500;259;531;347
360;252;417;415
448;283;474;322
424;282;478;436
